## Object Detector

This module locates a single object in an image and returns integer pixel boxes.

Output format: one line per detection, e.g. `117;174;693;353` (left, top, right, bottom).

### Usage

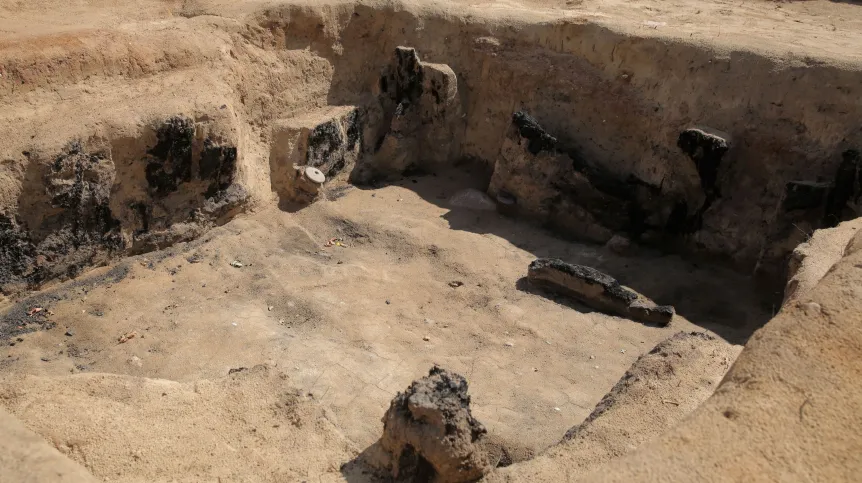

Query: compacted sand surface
0;170;768;481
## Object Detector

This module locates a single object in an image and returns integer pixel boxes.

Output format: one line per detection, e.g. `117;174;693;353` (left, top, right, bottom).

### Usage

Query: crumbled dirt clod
379;366;491;482
677;127;729;195
512;111;557;154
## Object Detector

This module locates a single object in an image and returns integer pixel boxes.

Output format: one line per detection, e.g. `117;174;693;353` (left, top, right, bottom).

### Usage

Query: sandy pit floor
0;169;770;480
0;172;770;481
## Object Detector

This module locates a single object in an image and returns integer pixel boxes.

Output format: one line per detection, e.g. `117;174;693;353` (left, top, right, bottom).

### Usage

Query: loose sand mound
0;407;98;483
490;331;740;481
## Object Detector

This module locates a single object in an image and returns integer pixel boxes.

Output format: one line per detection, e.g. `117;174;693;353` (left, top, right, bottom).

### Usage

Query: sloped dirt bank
487;331;740;481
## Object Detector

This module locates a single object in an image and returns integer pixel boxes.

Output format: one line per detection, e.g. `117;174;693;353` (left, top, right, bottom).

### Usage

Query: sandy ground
0;0;860;65
0;406;100;483
0;0;858;480
0;170;768;480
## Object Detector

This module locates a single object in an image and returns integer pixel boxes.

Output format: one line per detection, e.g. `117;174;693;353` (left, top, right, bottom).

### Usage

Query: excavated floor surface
0;170;768;478
1;0;861;480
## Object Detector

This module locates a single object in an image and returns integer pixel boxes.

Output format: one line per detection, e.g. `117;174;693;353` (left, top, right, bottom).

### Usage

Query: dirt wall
2;0;862;293
260;2;862;283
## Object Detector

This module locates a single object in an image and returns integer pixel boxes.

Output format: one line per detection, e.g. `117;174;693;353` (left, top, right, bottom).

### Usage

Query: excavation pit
1;0;862;481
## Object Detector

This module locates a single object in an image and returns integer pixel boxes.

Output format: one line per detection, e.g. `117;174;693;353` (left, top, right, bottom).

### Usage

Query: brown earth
489;331;741;481
0;406;98;483
784;218;862;304
1;0;862;481
0;171;765;479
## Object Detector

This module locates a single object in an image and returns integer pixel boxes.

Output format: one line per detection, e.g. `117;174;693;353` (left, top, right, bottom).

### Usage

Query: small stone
605;235;634;256
65;329;74;337
423;336;431;342
230;260;243;268
620;349;626;354
379;365;490;481
553;407;561;412
589;355;595;359
424;318;434;325
268;306;274;311
504;342;514;348
594;365;600;369
385;300;391;305
800;302;821;316
496;190;516;207
448;188;496;211
449;281;464;288
40;357;49;362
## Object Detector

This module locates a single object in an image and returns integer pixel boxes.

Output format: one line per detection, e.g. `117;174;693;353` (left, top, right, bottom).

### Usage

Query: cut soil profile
1;0;862;481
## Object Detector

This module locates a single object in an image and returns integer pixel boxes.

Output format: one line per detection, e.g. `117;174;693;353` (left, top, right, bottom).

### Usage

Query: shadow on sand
344;166;774;346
